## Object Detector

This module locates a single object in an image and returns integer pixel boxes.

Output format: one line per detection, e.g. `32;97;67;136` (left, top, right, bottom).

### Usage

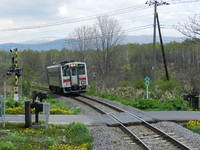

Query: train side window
63;65;70;76
78;64;85;75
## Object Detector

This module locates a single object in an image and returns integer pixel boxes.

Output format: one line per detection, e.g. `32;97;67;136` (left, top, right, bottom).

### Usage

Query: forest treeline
0;38;200;93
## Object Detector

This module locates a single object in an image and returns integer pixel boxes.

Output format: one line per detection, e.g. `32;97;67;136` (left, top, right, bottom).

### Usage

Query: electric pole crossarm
156;12;170;80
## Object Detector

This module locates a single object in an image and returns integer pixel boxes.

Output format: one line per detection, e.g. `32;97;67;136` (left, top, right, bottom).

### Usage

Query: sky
0;0;199;44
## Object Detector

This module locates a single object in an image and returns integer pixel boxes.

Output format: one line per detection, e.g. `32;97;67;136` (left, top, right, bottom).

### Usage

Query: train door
71;66;78;86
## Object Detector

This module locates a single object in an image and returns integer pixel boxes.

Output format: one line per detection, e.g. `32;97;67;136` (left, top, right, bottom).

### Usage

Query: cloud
0;0;199;43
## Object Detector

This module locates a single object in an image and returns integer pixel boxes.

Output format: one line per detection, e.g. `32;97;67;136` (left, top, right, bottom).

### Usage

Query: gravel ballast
154;121;200;150
90;125;143;150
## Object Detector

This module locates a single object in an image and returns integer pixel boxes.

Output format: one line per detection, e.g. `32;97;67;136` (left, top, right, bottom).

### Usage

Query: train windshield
63;65;70;76
77;64;85;75
63;64;85;76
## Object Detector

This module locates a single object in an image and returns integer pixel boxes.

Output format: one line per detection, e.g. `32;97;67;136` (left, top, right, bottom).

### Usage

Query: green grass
87;92;189;111
0;122;93;150
184;120;200;135
5;96;80;115
191;126;200;134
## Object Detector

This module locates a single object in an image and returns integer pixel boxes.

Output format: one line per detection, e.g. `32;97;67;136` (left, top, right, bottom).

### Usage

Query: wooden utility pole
145;0;170;81
156;12;170;80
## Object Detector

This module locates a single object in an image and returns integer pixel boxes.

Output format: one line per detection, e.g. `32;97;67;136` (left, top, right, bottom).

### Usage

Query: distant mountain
123;35;185;44
0;39;67;51
0;35;185;51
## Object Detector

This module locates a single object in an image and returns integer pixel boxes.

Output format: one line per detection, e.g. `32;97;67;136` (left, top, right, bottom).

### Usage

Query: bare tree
92;16;124;77
69;25;93;61
177;14;200;38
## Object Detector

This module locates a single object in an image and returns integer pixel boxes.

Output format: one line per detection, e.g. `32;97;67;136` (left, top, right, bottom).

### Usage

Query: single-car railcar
46;61;88;94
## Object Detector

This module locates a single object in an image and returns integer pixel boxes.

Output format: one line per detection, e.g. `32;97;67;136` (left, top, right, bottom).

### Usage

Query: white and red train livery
46;61;88;94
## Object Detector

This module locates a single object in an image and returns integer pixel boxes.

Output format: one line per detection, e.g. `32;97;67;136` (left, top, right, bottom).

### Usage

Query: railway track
72;95;193;150
32;86;194;150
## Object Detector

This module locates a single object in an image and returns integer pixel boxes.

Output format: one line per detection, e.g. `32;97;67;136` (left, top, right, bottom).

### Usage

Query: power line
0;5;151;32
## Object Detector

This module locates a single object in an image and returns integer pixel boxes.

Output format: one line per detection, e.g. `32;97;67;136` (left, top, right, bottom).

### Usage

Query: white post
146;85;149;99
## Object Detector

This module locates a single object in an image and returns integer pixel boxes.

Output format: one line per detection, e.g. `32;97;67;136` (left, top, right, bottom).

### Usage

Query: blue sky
0;0;199;44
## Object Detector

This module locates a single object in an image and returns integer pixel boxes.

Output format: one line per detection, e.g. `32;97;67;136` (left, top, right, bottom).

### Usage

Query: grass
184;120;200;135
0;122;93;150
5;96;80;115
87;90;189;111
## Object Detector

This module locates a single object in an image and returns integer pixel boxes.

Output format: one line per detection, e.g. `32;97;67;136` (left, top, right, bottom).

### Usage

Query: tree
70;25;94;61
88;16;124;86
69;16;124;86
177;14;200;39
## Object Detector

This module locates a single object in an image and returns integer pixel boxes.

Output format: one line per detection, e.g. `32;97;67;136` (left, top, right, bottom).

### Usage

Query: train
46;61;88;94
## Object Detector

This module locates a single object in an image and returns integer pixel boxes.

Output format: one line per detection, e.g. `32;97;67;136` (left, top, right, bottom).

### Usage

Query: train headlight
81;80;86;85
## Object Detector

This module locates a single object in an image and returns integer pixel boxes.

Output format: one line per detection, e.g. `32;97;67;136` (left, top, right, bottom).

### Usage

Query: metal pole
25;101;32;128
156;12;170;80
3;82;6;127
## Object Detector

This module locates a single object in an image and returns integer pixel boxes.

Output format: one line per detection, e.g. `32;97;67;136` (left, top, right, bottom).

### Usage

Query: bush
0;142;15;150
162;98;188;110
157;79;181;92
4;133;27;143
65;123;93;145
133;99;160;110
44;137;57;146
134;80;146;89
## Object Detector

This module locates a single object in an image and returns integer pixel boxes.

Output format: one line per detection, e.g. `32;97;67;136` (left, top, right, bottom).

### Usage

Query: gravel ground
153;121;200;150
128;125;178;150
89;125;143;150
56;95;100;115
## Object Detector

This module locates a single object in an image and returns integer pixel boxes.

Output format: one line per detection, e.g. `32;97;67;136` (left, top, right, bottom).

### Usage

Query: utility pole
145;0;170;81
156;12;169;80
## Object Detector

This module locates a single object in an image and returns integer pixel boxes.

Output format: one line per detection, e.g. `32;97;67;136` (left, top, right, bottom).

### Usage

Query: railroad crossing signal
7;48;22;101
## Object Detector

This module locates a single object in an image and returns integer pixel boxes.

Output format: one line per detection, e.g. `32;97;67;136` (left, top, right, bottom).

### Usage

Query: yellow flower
50;108;75;115
49;143;89;150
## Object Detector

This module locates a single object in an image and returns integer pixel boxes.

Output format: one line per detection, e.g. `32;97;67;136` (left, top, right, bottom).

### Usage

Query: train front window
78;64;85;75
63;65;70;76
71;67;77;76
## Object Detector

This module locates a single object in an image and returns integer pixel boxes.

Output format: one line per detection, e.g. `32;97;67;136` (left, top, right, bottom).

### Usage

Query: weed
4;133;27;143
65;122;93;145
0;141;16;150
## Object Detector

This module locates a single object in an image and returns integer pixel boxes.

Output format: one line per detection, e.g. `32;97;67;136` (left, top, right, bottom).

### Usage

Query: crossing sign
144;77;150;99
144;77;150;87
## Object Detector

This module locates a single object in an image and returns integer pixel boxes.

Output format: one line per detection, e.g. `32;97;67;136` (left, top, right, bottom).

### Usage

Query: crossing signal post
8;48;22;101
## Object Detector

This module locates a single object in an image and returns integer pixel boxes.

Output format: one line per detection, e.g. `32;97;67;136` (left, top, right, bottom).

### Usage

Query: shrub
131;99;160;110
4;133;27;143
65;123;93;145
0;142;15;150
162;98;188;110
134;80;146;89
44;137;57;146
157;79;181;92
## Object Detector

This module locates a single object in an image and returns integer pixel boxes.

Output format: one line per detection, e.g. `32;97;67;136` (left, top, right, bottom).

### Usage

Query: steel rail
31;86;192;150
73;96;150;150
80;95;192;150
